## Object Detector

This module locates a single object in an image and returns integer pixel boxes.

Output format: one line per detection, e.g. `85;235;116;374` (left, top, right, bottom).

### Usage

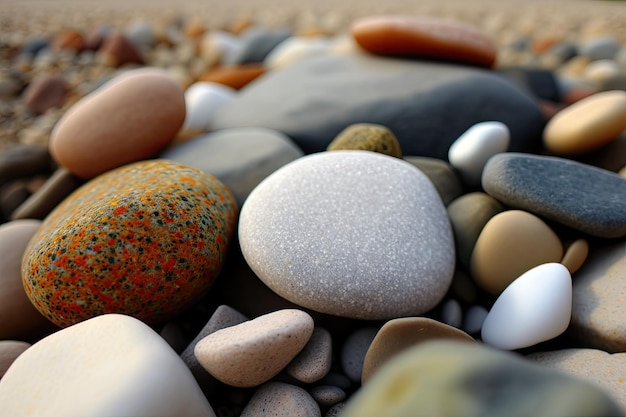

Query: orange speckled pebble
21;160;238;328
351;15;498;68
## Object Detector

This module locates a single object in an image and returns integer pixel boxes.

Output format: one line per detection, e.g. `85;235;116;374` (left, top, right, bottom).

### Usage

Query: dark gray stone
0;143;52;184
482;153;626;238
227;28;291;65
498;66;561;102
212;53;545;160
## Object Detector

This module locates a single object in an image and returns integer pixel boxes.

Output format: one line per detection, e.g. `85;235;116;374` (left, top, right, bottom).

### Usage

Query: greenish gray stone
342;340;624;417
327;123;402;158
404;156;463;206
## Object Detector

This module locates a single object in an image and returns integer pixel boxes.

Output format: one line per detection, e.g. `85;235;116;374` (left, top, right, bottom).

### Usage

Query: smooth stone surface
561;239;589;274
481;263;572;350
229;28;291;65
11;167;83;220
198;64;265;90
447;192;504;272
462;305;488;335
351;15;497;68
0;314;216;417
448;121;510;186
160;127;303;207
570;240;626;352
50;68;185;178
327;123;402;157
527;348;626;411
470;210;563;295
482;153;626;238
0;341;30;378
286;327;333;384
441;298;463;328
0;220;54;341
182;81;236;131
264;36;332;69
310;385;346;407
97;31;145;67
580;36;620;61
583;59;620;84
0;143;51;184
22;160;237;327
239;151;456;320
341;327;378;383
212;53;545;160
341;340;624;417
240;382;321;417
194;309;314;387
543;90;626;155
23;74;68;115
361;317;474;383
498;66;561;102
181;305;248;396
404;156;463;206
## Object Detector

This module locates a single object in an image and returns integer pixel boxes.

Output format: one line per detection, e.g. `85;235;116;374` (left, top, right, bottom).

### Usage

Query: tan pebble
23;75;68;115
0;341;31;378
327;123;402;158
224;16;254;35
527;348;626;410
240;382;321;417
49;68;185;178
286;327;332;384
620;165;626;178
561;239;589;274
544;90;626;155
470;210;563;295
557;55;592;78
184;18;206;39
0;220;55;341
583;59;620;85
361;317;474;384
194;309;314;387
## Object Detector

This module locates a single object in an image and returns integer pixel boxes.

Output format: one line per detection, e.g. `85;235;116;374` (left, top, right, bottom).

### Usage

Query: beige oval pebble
0;341;30;378
286;327;333;384
561;239;589;274
544;90;626;155
50;68;185;178
194;309;314;387
527;348;626;411
0;219;55;341
361;317;474;384
470;210;563;295
240;382;321;417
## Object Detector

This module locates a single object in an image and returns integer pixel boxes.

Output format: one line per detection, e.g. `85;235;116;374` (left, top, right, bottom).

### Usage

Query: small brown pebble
98;32;144;67
23;74;68;115
52;30;85;53
198;64;266;90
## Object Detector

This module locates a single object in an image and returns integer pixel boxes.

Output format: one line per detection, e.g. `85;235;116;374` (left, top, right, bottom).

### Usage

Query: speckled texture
21;160;238;327
194;309;314;387
240;382;321;417
327;123;402;158
286;327;333;384
482;153;626;238
310;385;346;407
238;150;455;320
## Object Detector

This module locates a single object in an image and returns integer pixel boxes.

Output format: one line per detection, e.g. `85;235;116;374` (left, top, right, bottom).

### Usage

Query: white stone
239;151;456;320
200;31;244;65
0;314;215;417
448;121;510;186
125;21;155;49
182;81;236;130
264;36;332;69
481;263;572;350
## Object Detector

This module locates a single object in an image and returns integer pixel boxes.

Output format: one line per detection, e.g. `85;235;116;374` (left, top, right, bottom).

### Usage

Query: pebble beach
1;0;626;416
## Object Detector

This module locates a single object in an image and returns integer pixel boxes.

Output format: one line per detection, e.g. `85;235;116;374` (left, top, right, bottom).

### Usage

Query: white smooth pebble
183;81;236;130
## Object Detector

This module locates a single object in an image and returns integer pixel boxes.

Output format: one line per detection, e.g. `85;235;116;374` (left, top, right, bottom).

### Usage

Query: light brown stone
561;239;589;274
198;64;266;90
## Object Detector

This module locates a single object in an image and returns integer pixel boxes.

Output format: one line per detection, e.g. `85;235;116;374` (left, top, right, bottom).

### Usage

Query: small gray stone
404;156;463;206
482;153;626;238
228;28;291;65
240;382;321;417
286;327;333;384
239;151;456;320
310;385;346;407
160;127;303;207
341;327;378;383
580;36;620;61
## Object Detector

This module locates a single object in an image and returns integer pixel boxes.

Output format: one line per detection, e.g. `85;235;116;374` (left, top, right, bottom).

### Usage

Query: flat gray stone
482;153;626;238
239;150;455;320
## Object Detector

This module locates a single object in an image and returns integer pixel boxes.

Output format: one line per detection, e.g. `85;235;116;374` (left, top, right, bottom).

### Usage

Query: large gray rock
212;53;545;160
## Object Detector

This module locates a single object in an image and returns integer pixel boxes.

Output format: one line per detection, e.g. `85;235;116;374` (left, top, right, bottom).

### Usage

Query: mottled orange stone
21;160;238;327
351;16;498;68
198;64;266;90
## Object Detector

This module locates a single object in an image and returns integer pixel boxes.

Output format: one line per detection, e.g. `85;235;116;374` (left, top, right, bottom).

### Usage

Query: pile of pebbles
0;1;626;416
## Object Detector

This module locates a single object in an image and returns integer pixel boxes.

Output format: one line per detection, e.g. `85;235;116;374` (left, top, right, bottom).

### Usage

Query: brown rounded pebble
198;64;266;90
11;167;83;220
50;68;185;178
0;181;31;220
561;239;589;274
23;74;68;115
327;123;402;158
0;341;31;378
52;30;85;53
361;317;474;384
194;309;314;387
351;15;498;68
97;31;145;67
544;90;626;155
0;143;51;184
0;220;55;341
240;382;321;417
470;210;564;295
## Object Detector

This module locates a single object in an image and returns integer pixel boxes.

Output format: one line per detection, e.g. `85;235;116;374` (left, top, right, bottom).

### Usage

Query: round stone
182;81;236;131
327;123;402;158
543;90;626;155
50;68;185;178
238;150;456;320
351;15;498;68
240;382;320;417
22;160;237;327
286;327;333;384
470;210;564;295
561;239;589;274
